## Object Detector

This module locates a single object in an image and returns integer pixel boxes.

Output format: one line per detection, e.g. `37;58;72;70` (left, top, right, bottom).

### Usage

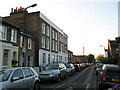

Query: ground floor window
59;56;62;63
26;56;33;67
52;55;55;63
48;54;50;64
3;50;9;66
43;53;46;63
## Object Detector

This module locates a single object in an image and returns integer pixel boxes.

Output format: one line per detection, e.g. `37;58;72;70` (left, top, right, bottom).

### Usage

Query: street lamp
22;4;37;66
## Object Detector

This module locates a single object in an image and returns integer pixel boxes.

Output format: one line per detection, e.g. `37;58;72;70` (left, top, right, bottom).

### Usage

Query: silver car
0;67;40;90
40;63;67;83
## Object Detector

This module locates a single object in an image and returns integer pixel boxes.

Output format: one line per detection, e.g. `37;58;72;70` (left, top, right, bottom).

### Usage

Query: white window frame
42;23;45;34
11;29;17;43
55;32;57;40
46;26;50;36
52;40;54;51
55;42;58;52
43;53;46;63
42;36;45;48
52;30;54;39
0;25;7;41
28;38;32;49
20;36;23;47
46;38;49;49
59;34;61;41
61;44;62;52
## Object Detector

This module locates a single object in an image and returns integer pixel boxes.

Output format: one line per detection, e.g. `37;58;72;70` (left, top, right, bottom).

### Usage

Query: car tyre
64;73;67;79
57;75;61;83
33;81;40;90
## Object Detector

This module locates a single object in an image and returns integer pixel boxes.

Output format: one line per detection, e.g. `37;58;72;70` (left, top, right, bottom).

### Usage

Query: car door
22;68;35;89
9;69;25;88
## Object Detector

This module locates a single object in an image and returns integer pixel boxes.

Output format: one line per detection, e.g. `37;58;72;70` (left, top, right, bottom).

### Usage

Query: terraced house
0;18;19;68
0;18;36;68
3;7;68;69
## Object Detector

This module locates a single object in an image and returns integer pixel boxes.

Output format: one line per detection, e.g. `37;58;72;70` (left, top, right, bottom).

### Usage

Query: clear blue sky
0;0;119;57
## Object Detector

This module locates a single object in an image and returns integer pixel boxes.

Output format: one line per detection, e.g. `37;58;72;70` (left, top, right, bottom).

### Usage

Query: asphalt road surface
40;65;99;90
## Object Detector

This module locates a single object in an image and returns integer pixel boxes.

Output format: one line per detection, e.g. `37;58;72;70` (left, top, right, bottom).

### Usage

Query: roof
0;17;20;29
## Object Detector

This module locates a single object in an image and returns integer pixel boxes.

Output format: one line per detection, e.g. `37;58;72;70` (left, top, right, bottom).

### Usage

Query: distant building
104;49;108;58
108;39;118;58
68;50;73;63
73;55;88;63
3;7;68;68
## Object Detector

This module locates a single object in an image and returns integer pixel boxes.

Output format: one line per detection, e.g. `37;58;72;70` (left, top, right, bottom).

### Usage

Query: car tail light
102;76;106;81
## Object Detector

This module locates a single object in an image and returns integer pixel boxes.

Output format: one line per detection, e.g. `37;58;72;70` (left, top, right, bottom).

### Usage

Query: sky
0;0;119;57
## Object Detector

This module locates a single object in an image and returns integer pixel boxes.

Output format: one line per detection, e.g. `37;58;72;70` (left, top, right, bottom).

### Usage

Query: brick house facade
3;8;68;68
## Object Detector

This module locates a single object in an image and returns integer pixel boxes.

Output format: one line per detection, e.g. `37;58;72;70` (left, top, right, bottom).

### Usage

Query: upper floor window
28;38;32;49
55;42;58;52
55;32;57;40
61;44;62;52
59;34;61;41
46;26;50;36
42;23;45;34
52;30;54;39
11;29;17;43
0;25;7;40
52;40;55;51
46;38;49;49
42;36;45;48
20;36;23;47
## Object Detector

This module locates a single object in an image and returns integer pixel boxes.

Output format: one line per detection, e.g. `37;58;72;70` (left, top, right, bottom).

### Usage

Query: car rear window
106;71;120;76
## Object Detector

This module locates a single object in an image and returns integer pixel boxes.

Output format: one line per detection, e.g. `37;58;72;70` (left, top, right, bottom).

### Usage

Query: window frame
28;38;32;50
11;29;17;43
0;25;7;41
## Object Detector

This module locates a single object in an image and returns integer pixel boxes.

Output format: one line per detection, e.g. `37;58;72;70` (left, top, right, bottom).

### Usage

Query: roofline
0;17;20;29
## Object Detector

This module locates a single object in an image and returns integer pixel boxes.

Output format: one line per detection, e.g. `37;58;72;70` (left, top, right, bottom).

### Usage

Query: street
40;65;99;90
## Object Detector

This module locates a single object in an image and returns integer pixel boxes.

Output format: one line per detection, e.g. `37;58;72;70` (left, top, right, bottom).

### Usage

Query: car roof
103;64;120;72
1;67;32;71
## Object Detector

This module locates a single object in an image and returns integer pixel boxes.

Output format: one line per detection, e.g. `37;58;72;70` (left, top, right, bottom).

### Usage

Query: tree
96;54;104;62
86;54;95;63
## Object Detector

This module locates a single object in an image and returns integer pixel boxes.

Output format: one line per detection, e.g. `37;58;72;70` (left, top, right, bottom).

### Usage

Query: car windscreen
65;64;71;68
0;69;12;82
98;65;103;68
46;65;59;70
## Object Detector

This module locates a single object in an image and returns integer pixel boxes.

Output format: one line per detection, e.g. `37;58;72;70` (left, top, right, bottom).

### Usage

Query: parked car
0;67;40;90
65;63;75;76
74;64;80;72
40;63;67;83
97;64;120;89
96;64;103;76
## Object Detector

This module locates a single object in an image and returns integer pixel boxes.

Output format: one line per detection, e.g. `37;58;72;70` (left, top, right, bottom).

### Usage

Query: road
40;65;99;90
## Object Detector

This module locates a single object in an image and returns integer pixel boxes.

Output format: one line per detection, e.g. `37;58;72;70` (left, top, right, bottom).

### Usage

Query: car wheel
33;81;40;90
64;73;67;79
57;75;61;83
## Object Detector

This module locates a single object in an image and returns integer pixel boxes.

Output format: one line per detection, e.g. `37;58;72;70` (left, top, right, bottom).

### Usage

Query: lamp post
22;4;37;66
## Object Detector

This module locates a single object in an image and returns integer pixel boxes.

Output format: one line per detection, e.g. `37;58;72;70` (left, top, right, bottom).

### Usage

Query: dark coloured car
65;63;75;76
97;64;120;89
40;63;67;83
74;64;80;72
96;64;103;76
